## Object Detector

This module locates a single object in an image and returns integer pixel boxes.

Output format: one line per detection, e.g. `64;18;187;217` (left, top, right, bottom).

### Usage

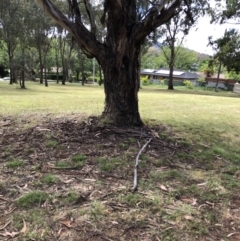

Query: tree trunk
168;63;174;90
56;66;59;84
19;69;26;89
96;2;143;126
81;60;85;86
38;48;44;84
43;53;48;87
99;63;103;86
168;44;175;90
76;70;80;82
100;48;143;126
55;49;60;84
215;62;222;92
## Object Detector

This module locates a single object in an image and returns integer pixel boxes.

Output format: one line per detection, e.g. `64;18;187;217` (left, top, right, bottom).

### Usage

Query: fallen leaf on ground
159;185;168;191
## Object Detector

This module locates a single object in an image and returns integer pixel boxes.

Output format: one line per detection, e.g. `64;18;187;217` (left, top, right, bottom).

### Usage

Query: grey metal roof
141;68;200;80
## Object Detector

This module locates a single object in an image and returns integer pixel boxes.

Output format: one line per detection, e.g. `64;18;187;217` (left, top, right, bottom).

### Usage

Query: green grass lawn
1;80;240;146
1;81;240;144
1;81;240;240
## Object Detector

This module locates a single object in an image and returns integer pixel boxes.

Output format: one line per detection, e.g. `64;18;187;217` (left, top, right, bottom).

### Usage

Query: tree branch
134;0;181;44
35;0;105;59
83;0;97;35
132;138;152;192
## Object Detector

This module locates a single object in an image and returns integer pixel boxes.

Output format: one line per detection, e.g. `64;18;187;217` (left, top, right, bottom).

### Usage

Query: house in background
140;68;200;85
205;77;237;91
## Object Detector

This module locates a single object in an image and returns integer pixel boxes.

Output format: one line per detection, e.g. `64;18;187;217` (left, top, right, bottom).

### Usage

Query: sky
183;16;240;55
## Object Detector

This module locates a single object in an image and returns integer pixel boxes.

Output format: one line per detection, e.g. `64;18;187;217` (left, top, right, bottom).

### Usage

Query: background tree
209;29;240;91
158;16;188;90
199;58;216;77
211;0;240;24
155;0;204;90
27;2;54;85
141;45;198;71
0;0;23;84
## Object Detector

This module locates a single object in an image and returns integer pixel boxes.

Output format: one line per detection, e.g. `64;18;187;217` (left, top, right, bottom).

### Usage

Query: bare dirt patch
0;114;239;241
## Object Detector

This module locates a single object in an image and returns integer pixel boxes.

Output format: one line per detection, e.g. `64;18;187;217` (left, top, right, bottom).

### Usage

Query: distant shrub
45;72;63;80
160;79;165;85
87;76;99;82
197;77;206;87
183;80;193;89
141;76;149;85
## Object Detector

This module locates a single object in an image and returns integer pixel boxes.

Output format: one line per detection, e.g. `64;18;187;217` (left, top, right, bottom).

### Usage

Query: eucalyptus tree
26;1;54;86
158;16;191;89
157;0;205;90
209;29;240;91
211;0;240;24
35;0;208;126
0;0;23;84
51;37;61;83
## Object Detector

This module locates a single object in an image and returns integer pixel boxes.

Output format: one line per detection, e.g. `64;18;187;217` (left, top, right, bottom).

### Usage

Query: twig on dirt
0;220;11;231
0;196;10;202
35;127;51;132
132;138;152;192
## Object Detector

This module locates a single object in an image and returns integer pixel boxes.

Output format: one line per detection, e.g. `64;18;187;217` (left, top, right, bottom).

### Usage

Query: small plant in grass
221;174;240;189
141;193;163;211
71;154;87;167
118;193;142;206
150;169;182;181
62;192;79;204
96;157;117;172
6;158;24;169
45;140;58;148
26;147;35;154
119;142;126;148
128;146;136;153
79;207;88;216
177;152;189;158
140;154;150;161
89;201;106;219
15;191;49;208
42;174;59;185
128;137;135;143
164;203;196;223
55;161;71;168
13;208;47;228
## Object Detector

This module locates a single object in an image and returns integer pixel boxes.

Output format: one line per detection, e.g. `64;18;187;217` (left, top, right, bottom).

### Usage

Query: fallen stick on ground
132;138;152;192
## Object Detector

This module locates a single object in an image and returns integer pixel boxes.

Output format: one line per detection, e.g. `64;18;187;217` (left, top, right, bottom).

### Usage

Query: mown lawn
0;81;240;241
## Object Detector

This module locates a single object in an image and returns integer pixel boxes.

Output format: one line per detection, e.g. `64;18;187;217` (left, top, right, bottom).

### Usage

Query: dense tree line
0;0;93;87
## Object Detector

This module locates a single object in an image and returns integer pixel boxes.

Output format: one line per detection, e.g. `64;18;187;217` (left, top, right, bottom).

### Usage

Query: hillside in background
147;46;211;61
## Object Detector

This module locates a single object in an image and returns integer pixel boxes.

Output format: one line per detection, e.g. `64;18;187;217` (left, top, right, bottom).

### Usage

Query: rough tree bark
35;0;181;126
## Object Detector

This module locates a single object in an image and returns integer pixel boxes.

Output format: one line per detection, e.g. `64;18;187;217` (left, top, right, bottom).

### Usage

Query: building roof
141;68;200;80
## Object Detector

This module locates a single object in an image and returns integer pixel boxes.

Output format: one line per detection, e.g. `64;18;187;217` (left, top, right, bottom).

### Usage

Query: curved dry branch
132;138;152;192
